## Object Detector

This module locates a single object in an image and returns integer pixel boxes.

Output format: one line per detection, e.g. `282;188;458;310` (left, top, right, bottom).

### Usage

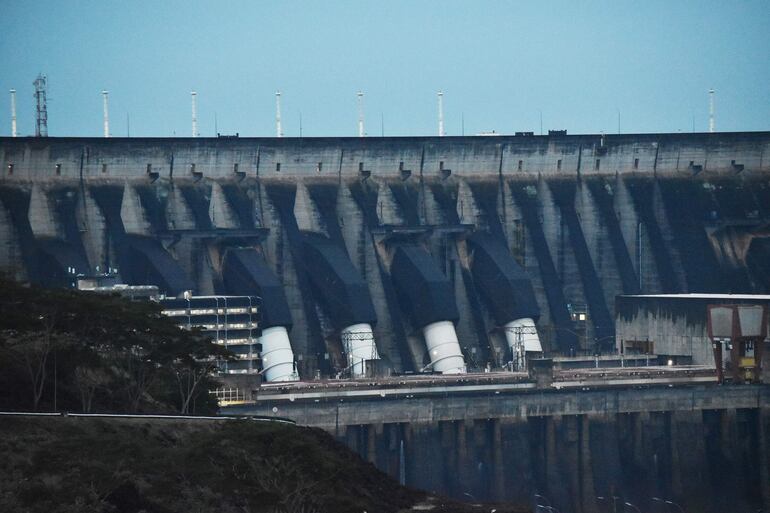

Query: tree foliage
0;278;232;414
0;418;428;513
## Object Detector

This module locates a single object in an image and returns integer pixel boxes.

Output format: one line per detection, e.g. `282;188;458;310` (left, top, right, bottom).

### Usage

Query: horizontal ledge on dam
223;384;770;429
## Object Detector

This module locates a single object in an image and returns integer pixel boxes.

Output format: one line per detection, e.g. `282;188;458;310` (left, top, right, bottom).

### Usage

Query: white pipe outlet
422;320;466;374
504;318;542;353
259;326;298;382
341;323;379;377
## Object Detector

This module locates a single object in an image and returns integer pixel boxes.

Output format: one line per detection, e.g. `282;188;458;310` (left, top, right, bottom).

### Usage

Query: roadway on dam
217;366;768;430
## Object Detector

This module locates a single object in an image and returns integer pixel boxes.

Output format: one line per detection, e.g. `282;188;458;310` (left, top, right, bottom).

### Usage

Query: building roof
620;294;770;300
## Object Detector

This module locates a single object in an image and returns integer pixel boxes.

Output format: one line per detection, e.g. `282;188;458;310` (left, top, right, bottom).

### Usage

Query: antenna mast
708;89;715;133
10;89;17;137
357;91;365;137
102;90;110;137
438;91;445;136
33;74;48;137
275;91;283;137
191;91;198;137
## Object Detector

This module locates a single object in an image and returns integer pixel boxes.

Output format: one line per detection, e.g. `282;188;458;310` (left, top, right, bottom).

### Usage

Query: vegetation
0;278;529;512
0;278;230;415
0;416;426;513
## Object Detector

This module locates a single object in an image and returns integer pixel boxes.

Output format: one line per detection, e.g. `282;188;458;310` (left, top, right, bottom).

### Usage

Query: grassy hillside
0;416;529;513
0;416;421;513
0;278;530;512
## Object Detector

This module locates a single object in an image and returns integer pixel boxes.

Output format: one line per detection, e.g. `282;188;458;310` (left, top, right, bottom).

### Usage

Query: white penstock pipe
259;326;298;382
422;320;466;374
504;318;542;353
341;323;379;377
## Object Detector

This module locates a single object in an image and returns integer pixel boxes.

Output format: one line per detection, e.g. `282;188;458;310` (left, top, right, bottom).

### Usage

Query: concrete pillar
545;415;570;511
560;414;583;513
491;418;505;501
28;184;59;238
499;416;534;507
418;179;446;226
670;410;708;513
457;420;470;498
292;182;325;234
208;182;238;229
375;182;404;226
456;179;482;226
580;415;599;513
439;420;458;492
120;183;150;235
759;409;770;511
366;423;378;464
383;423;400;480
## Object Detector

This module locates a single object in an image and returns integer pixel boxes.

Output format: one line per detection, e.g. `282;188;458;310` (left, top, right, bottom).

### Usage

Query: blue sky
0;0;768;137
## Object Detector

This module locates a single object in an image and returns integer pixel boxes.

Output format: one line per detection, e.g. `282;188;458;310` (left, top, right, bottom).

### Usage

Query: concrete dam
3;132;770;512
1;132;769;376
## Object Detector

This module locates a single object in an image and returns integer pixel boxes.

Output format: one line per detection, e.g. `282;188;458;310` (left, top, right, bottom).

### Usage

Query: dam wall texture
231;384;770;513
2;132;770;376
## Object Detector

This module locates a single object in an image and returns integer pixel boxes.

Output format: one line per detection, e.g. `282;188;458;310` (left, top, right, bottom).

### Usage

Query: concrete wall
2;133;770;374
227;385;770;513
615;296;770;365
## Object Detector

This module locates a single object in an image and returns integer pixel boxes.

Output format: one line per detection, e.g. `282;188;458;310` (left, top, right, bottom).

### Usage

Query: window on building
275;162;281;172
557;159;562;171
595;159;600;170
633;158;639;170
102;163;108;173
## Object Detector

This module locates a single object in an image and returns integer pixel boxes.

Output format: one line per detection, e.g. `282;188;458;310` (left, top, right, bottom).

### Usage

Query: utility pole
102;90;110;137
10;89;17;137
438;91;445;136
709;89;715;133
357;91;365;137
191;91;198;137
275;91;282;137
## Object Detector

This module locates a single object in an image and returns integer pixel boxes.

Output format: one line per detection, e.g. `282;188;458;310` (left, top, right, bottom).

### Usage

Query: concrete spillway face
376;182;405;226
422;320;466;374
120;183;151;235
456;179;482;227
28;184;59;238
293;182;326;234
341;323;379;377
260;326;298;382
208;182;238;229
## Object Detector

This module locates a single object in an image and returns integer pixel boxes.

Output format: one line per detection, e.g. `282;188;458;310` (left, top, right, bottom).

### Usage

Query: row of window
164;307;256;316
176;322;259;330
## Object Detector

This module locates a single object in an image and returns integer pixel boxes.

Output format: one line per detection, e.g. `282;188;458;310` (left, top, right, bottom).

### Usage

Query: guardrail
247;365;718;404
0;411;296;425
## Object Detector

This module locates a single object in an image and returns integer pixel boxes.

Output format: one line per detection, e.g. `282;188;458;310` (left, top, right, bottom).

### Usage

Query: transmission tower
33;74;48;137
